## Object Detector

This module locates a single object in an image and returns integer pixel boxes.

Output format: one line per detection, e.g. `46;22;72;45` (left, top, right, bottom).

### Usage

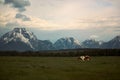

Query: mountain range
0;28;120;51
81;39;103;48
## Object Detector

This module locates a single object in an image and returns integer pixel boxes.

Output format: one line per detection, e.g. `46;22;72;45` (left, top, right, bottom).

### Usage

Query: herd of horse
77;55;91;61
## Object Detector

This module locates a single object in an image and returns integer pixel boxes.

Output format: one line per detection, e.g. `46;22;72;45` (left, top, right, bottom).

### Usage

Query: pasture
0;56;120;80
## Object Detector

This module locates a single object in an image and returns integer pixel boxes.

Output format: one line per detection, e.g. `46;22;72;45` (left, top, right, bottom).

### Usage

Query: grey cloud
15;13;31;21
4;0;30;12
115;26;120;28
114;29;120;32
5;22;20;27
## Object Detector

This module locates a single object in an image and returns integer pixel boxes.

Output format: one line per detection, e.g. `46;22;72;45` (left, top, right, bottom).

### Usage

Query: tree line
0;49;120;57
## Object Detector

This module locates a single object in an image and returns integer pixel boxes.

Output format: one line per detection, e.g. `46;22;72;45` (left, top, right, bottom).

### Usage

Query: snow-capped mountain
82;39;103;48
0;28;38;51
0;28;55;51
54;37;81;50
101;35;120;49
0;28;120;51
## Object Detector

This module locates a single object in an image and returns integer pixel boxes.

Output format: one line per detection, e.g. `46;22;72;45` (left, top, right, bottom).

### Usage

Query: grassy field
0;56;120;80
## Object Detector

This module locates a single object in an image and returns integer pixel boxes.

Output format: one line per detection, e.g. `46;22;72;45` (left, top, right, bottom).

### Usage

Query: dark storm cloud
15;13;31;21
4;0;30;12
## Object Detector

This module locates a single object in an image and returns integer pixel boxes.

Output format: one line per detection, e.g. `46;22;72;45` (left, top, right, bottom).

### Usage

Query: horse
77;55;91;61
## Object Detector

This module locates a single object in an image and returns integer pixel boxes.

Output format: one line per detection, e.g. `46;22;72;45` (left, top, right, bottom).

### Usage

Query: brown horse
77;55;91;61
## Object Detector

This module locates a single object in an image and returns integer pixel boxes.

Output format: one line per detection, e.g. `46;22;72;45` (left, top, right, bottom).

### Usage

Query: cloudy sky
0;0;120;42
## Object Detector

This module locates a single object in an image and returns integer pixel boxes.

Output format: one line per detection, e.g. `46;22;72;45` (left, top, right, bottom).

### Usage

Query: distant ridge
54;37;81;50
0;28;120;51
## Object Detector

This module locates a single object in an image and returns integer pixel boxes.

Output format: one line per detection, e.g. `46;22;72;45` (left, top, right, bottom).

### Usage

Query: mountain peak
2;27;37;41
100;35;120;49
13;28;26;32
82;39;103;48
54;37;81;50
13;28;26;30
114;35;120;40
61;37;80;46
110;35;120;42
0;27;38;50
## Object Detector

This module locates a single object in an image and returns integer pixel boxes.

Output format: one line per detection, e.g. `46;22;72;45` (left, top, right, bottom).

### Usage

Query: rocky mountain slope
54;37;81;50
0;28;119;51
101;36;120;49
82;39;103;48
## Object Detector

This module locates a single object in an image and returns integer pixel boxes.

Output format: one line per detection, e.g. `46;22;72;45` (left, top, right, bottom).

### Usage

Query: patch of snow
1;28;35;49
74;39;80;45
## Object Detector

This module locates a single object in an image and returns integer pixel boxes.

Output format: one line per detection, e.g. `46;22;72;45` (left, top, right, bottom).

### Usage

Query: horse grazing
77;55;91;61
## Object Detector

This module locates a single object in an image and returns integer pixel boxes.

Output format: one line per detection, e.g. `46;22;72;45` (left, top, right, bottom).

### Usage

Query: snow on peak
61;37;80;45
12;28;37;40
69;37;80;45
0;28;38;49
13;28;26;33
54;37;81;49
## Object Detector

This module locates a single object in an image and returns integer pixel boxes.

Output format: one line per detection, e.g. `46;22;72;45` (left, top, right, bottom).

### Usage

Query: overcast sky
0;0;120;42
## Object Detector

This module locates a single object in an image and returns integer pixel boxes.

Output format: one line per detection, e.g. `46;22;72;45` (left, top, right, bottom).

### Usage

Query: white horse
77;55;91;61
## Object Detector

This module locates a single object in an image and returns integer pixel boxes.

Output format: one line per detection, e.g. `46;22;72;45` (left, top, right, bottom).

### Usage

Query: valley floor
0;56;120;80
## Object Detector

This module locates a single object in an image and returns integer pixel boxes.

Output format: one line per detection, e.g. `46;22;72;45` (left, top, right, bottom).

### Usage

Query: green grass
0;56;120;80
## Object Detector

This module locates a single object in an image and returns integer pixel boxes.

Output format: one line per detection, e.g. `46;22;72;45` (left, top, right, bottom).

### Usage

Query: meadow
0;56;120;80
